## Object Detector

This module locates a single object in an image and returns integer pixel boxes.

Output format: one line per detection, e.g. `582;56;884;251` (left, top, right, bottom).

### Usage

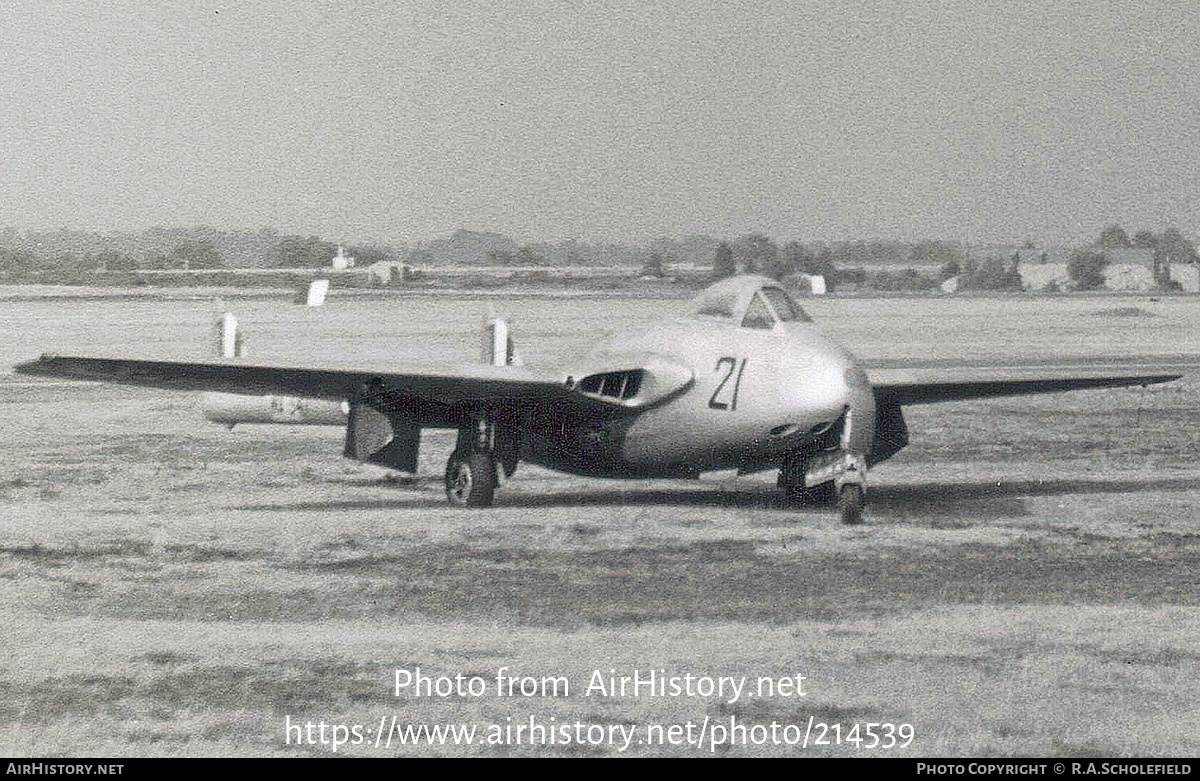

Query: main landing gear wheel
445;451;497;507
837;483;865;525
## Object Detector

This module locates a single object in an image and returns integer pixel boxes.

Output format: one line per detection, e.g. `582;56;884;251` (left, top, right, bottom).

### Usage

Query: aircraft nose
807;360;852;416
783;350;865;425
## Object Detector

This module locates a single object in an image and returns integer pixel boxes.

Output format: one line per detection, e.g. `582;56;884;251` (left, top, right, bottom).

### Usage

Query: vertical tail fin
215;311;242;358
482;315;522;367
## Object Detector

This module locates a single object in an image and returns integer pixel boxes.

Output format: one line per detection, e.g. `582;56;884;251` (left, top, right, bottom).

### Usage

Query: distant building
1101;248;1159;291
1017;263;1069;291
367;260;408;285
1103;263;1155;290
780;272;826;295
1172;263;1200;293
1103;247;1155;265
999;246;1069;291
1012;245;1191;292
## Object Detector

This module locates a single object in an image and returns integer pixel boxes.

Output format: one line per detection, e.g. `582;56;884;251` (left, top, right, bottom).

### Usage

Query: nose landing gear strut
780;448;868;524
779;405;868;524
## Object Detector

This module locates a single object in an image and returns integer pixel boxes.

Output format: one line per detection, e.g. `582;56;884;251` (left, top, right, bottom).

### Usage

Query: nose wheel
836;483;865;525
781;449;868;524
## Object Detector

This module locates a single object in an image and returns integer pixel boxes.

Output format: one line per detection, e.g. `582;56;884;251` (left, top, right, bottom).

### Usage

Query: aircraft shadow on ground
232;476;1198;517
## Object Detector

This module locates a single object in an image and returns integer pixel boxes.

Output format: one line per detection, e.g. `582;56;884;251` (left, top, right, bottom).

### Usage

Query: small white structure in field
291;278;330;305
331;245;355;270
940;275;960;294
305;278;329;306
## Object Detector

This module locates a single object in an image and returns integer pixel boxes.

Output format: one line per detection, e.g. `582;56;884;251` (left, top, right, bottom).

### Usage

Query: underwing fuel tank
203;393;350;428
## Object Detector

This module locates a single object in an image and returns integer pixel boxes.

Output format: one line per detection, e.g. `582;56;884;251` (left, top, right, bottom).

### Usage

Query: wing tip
13;355;51;375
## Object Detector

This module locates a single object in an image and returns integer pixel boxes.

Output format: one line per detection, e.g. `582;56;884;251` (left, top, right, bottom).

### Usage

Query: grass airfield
1;289;1199;756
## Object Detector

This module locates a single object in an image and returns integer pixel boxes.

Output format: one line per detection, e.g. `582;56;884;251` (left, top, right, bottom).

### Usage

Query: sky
2;0;1198;246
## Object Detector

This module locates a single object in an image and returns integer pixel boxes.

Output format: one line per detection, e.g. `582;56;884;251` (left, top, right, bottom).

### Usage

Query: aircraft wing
865;356;1189;406
12;354;608;416
873;374;1180;406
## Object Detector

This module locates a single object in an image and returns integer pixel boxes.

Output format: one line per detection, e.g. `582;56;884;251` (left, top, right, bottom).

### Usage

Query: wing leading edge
873;373;1181;406
13;354;608;414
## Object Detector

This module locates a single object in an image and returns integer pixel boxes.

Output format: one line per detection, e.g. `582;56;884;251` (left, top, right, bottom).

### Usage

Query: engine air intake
577;369;645;401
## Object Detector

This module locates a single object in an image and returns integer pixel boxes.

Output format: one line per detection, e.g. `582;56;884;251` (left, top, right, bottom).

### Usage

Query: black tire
445;451;497;507
837;484;865;525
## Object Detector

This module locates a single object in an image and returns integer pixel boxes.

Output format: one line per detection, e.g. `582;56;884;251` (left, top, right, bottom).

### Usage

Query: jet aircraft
14;275;1182;523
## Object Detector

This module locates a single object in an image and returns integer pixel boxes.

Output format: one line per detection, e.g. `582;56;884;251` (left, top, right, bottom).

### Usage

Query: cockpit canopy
689;275;812;330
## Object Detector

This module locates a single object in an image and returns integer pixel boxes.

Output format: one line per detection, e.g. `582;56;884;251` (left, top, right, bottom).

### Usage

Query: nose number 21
709;357;747;411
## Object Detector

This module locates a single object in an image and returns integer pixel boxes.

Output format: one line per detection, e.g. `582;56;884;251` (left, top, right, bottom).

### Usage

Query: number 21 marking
709;357;747;411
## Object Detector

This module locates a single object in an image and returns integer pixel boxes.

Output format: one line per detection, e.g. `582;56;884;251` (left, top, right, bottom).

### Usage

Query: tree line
0;240;222;279
2;223;1196;291
706;226;1199;292
0;227;404;281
